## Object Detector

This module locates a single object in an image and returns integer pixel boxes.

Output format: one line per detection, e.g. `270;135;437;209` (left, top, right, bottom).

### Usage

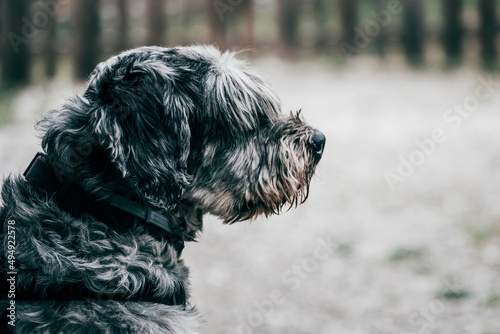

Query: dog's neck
42;143;205;242
24;153;196;253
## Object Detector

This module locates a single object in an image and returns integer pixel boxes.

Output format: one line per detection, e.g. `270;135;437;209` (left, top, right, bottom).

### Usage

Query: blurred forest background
2;1;500;333
1;0;500;89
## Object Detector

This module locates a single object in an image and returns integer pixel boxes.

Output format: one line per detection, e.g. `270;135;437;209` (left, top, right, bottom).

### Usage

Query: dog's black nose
310;131;326;156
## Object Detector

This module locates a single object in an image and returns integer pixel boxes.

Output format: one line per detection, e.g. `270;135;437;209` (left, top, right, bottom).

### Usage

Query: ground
1;58;499;334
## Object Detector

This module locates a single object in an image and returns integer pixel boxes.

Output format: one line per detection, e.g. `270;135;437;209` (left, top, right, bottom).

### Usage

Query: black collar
24;153;180;241
18;153;187;307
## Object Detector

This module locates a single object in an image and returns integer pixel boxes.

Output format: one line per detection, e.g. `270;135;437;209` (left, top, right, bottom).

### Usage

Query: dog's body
0;46;324;333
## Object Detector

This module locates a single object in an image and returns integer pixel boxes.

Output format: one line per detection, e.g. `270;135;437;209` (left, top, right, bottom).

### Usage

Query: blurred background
1;0;500;88
1;0;500;333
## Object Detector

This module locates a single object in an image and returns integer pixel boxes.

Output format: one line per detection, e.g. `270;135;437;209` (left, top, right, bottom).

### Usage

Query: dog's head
40;46;325;224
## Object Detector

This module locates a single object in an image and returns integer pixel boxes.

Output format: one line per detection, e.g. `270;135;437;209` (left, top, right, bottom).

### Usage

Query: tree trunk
2;0;31;87
0;0;2;64
73;0;101;80
479;0;497;67
277;0;300;57
208;0;227;49
339;0;358;48
44;6;58;78
116;0;128;51
443;0;463;65
146;0;166;46
374;0;388;57
314;0;328;51
243;0;255;48
402;0;424;65
181;0;195;45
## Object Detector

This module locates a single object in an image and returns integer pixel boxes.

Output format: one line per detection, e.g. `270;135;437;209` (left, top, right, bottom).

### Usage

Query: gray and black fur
0;46;325;333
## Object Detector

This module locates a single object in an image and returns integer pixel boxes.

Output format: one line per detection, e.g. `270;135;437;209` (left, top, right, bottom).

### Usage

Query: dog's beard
249;134;317;219
184;122;319;224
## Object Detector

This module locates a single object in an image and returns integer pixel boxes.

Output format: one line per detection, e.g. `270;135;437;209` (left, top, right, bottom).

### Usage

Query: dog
0;45;325;333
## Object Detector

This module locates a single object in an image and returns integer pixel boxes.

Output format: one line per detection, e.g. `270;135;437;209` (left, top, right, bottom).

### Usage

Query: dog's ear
39;94;102;171
87;60;193;208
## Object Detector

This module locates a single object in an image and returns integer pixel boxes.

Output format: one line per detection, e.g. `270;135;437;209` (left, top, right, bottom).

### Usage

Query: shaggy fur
0;46;325;333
